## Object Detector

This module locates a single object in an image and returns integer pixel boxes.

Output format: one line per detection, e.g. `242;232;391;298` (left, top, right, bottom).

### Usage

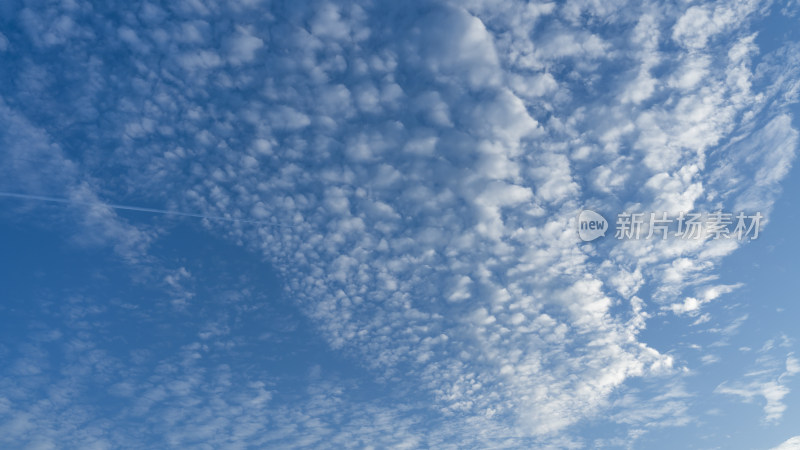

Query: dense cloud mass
1;0;799;447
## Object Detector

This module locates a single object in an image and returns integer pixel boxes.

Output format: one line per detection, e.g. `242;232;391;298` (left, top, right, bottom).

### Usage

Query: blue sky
1;0;800;448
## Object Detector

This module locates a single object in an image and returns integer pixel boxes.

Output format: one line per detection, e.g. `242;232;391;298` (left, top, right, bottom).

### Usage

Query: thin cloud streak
0;191;291;227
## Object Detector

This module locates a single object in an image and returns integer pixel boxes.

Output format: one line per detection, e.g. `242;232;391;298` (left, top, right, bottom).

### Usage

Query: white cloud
772;436;800;450
3;0;800;446
666;283;743;316
672;1;760;50
225;26;264;65
716;380;790;423
716;343;800;423
415;5;502;89
0;99;154;263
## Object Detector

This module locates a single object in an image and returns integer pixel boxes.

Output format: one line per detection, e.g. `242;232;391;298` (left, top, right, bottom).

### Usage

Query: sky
1;0;800;448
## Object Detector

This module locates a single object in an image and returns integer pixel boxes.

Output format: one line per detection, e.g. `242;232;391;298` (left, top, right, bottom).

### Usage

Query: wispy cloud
715;340;799;423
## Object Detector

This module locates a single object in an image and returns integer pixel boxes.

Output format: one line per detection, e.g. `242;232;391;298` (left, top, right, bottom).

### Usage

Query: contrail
0;191;291;227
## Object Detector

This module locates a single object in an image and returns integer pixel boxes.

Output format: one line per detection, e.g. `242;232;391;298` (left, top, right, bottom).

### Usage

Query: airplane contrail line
0;191;292;227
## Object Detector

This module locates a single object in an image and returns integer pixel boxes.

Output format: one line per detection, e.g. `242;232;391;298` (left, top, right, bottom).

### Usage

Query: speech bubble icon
577;210;607;242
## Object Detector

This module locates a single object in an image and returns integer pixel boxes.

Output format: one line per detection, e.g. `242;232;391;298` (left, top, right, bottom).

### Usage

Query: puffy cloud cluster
1;0;799;446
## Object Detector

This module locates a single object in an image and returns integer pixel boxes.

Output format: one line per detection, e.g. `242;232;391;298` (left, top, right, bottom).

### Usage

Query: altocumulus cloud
0;0;799;447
